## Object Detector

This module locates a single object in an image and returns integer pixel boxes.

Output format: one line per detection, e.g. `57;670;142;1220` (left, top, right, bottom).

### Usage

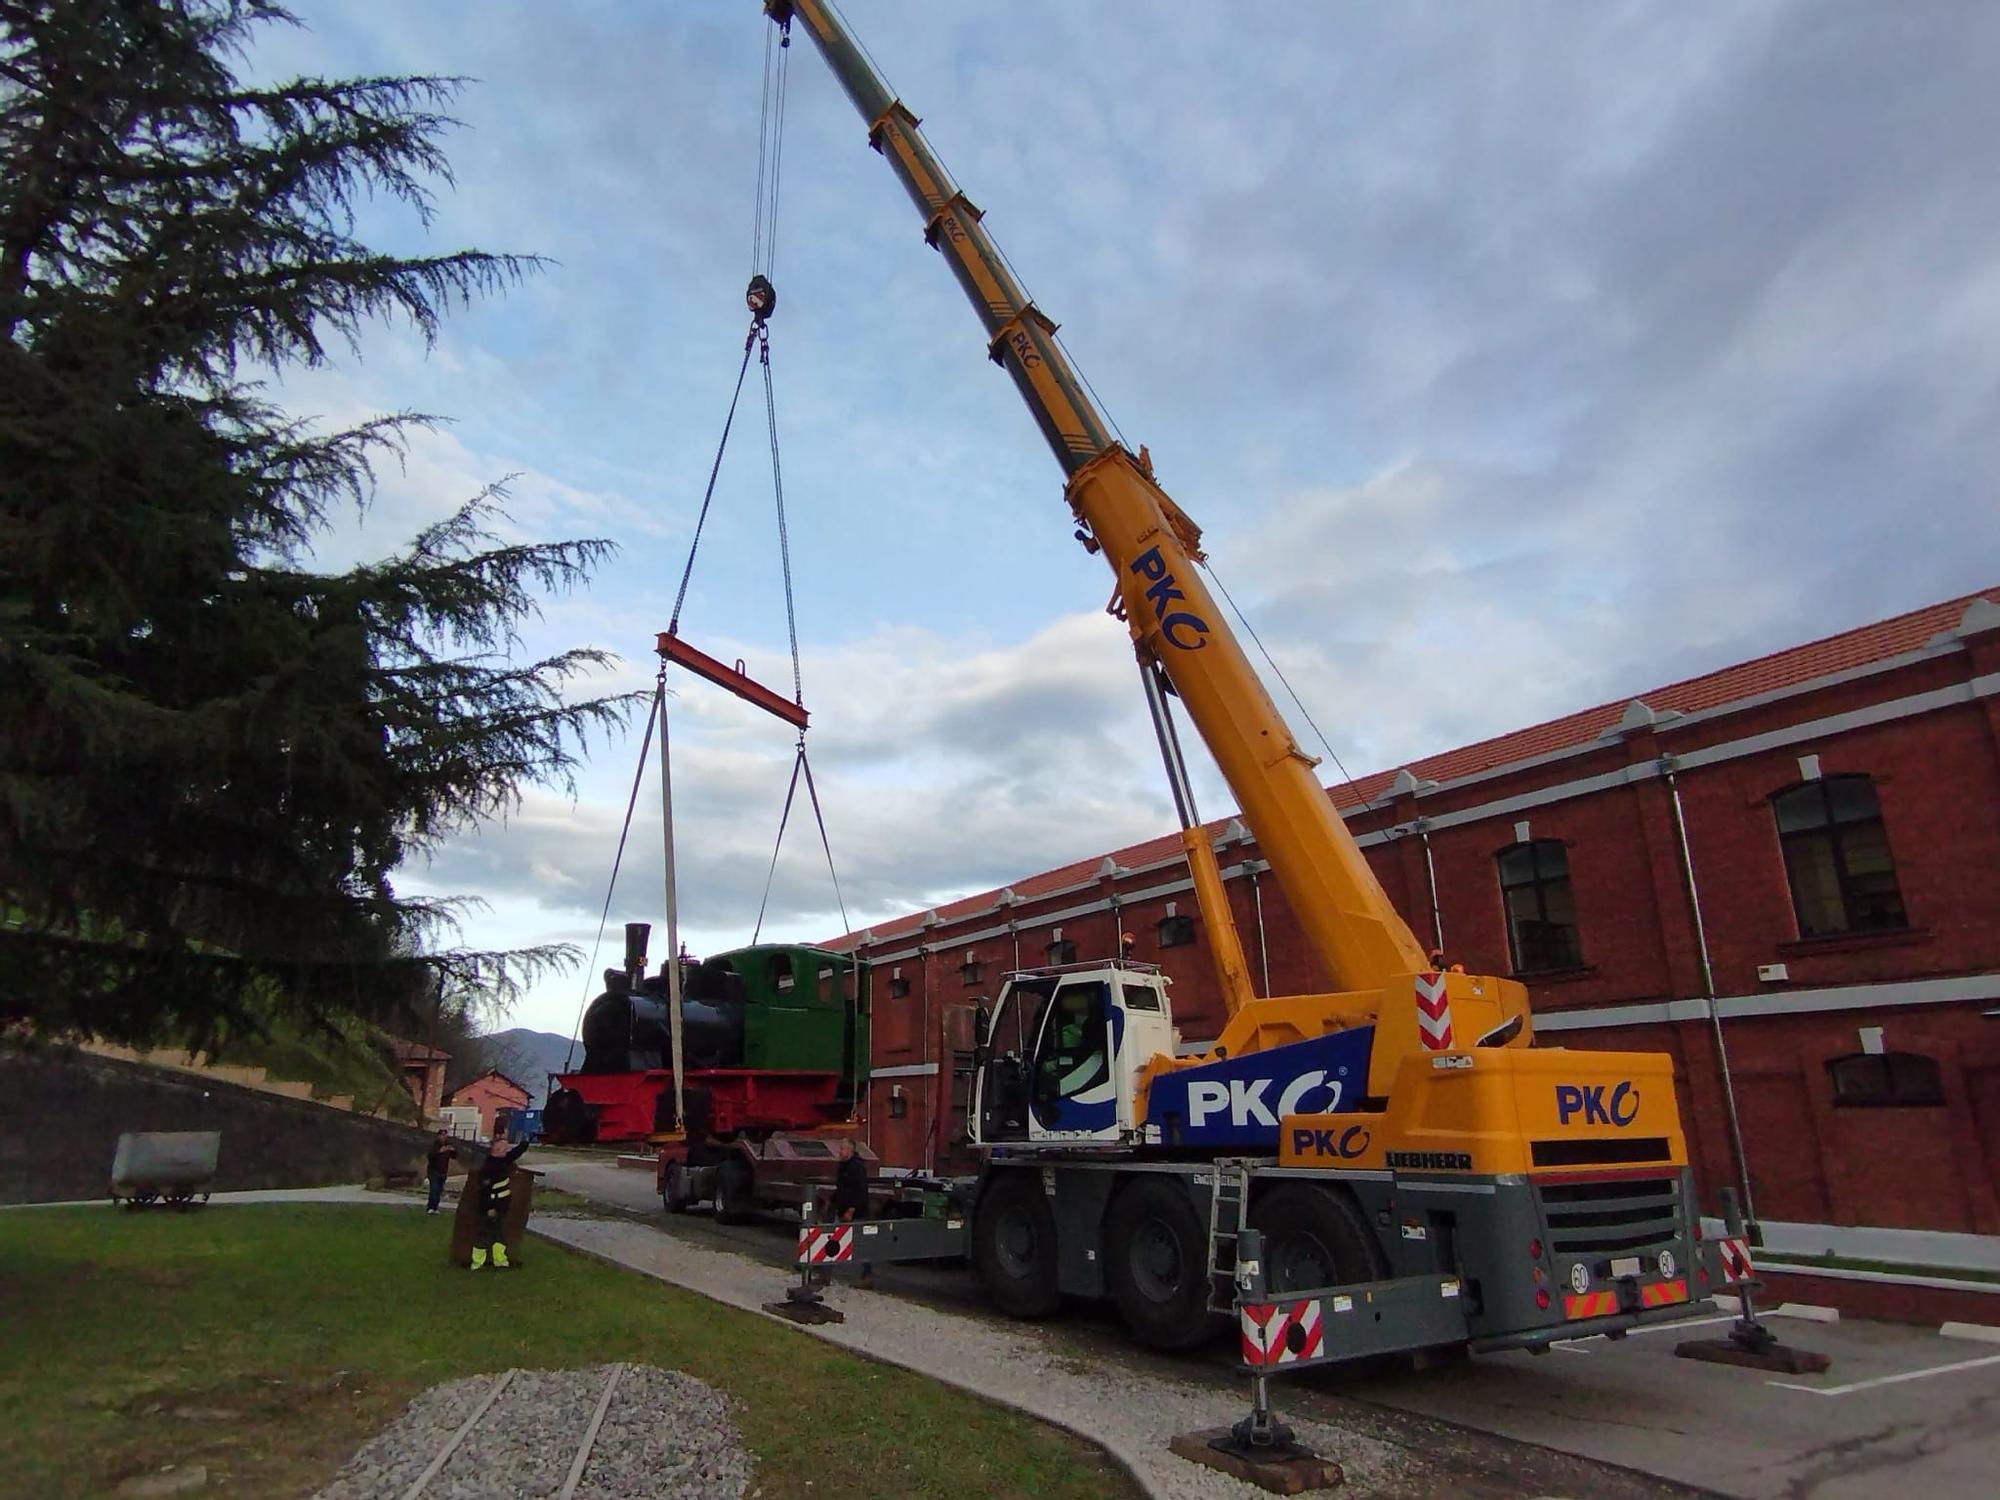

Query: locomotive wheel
1106;1177;1215;1350
713;1158;756;1224
971;1169;1060;1319
1248;1183;1384;1294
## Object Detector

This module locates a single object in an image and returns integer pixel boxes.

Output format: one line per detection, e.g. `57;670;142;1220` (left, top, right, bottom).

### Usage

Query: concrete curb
532;1227;1172;1500
1939;1320;2000;1344
0;1184;417;1211
1767;1302;1841;1323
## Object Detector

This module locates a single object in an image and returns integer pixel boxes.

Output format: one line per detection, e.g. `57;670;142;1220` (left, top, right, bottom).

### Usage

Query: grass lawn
0;1205;1136;1499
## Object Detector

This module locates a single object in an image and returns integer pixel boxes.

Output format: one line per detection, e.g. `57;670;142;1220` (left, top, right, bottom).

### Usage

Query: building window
1826;1052;1943;1107
1773;775;1907;938
1045;937;1076;965
959;959;983;986
888;1090;908;1119
1496;840;1583;974
1157;914;1195;948
888;975;910;1000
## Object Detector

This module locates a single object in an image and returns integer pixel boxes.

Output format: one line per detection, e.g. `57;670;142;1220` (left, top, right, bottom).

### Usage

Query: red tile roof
839;588;1998;948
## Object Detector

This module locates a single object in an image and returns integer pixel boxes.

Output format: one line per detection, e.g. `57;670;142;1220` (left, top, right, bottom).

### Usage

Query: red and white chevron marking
1239;1298;1324;1367
1716;1236;1753;1283
797;1225;855;1264
1415;972;1454;1051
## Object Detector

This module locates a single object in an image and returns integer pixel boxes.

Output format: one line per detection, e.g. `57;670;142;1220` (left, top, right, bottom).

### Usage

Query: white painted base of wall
1699;1217;2000;1272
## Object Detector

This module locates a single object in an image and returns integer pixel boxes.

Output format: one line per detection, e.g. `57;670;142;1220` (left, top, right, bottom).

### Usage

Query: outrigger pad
1169;1429;1343;1494
1675;1336;1831;1375
763;1285;846;1325
763;1297;846;1325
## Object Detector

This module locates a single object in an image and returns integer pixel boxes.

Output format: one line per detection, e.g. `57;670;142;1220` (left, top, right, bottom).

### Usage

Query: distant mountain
480;1028;576;1106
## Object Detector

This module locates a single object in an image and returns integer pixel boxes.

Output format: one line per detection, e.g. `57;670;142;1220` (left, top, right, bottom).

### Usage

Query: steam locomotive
542;923;870;1145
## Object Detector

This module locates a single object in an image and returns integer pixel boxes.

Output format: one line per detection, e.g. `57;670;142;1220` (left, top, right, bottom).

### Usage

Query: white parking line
1553;1313;1735;1350
1770;1351;2000;1396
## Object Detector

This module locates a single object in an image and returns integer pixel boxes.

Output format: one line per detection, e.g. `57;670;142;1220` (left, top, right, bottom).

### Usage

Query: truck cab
973;959;1175;1146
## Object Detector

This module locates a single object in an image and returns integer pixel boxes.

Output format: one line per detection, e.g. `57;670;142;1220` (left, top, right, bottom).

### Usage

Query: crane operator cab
973;960;1176;1146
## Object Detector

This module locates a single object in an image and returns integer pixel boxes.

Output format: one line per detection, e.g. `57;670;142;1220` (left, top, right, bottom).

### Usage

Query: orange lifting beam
656;631;809;730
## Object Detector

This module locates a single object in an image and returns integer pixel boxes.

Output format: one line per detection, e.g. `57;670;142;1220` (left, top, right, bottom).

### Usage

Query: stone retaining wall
0;1044;433;1204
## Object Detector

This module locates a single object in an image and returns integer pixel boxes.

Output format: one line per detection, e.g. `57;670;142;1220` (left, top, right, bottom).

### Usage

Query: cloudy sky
249;1;2000;1041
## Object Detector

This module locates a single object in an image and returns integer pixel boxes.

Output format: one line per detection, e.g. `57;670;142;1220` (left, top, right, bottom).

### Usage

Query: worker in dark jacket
831;1142;875;1289
470;1127;530;1271
425;1131;457;1215
832;1143;869;1222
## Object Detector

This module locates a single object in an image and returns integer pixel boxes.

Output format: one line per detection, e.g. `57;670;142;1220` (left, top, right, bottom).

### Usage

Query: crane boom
771;0;1429;991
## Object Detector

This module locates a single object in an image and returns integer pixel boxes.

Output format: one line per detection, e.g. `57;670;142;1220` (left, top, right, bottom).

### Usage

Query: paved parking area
531;1154;2000;1498
1325;1309;2000;1497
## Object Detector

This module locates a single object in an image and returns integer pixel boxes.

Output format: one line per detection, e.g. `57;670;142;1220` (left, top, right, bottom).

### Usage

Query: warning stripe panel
795;1226;854;1264
1717;1237;1754;1282
1239;1298;1325;1368
1563;1289;1619;1320
1641;1278;1688;1308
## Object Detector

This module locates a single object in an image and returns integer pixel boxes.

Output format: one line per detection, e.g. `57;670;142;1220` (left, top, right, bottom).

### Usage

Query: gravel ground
311;1363;749;1500
535;1217;1434;1500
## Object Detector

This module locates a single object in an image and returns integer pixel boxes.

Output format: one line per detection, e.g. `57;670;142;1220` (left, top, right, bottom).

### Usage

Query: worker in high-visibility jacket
470;1128;530;1270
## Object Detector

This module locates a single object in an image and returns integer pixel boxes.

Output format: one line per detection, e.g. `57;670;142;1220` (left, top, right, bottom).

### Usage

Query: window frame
1157;913;1196;949
1044;937;1077;965
1494;838;1584;976
1825;1051;1943;1108
1771;775;1907;939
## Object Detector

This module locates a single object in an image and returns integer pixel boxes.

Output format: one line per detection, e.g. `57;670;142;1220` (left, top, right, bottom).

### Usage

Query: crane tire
972;1169;1061;1319
1106;1176;1216;1350
1249;1183;1385;1295
713;1158;756;1224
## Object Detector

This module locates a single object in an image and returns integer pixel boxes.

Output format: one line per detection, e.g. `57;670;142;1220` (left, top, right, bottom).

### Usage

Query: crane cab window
1030;981;1111;1127
1121;982;1162;1013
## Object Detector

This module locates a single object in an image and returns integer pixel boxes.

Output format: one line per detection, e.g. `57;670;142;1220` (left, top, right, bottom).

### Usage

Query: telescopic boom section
772;0;1429;990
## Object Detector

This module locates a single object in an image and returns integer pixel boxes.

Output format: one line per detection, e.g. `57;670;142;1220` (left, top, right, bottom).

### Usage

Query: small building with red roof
834;589;2000;1282
448;1069;531;1140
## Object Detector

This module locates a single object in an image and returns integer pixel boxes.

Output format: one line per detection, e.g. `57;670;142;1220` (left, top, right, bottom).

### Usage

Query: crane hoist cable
561;665;666;1073
672;1;848;957
564;14;841;1068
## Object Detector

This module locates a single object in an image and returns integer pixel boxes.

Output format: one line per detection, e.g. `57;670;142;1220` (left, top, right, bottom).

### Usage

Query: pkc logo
1129;547;1211;651
1188;1072;1342;1128
1555;1081;1640;1127
1290;1125;1372;1160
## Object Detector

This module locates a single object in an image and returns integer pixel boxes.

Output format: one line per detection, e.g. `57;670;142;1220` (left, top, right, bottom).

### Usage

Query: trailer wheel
972;1170;1060;1319
1106;1177;1215;1350
1250;1184;1384;1294
660;1164;695;1215
713;1158;756;1224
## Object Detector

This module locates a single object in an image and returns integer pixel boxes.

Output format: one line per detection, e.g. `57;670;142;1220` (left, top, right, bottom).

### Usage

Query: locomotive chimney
624;921;652;980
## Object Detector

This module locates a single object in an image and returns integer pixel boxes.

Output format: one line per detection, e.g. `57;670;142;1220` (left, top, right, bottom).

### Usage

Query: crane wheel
713;1158;756;1224
1106;1177;1216;1350
1249;1183;1385;1294
972;1169;1061;1319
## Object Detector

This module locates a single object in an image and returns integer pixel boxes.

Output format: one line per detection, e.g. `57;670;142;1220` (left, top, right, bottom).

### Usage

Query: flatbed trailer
656;1129;887;1224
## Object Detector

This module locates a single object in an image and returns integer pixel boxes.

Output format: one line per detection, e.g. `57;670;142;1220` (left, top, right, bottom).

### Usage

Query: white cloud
239;1;2000;1038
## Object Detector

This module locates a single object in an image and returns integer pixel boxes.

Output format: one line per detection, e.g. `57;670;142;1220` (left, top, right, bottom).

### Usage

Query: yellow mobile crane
768;0;1750;1357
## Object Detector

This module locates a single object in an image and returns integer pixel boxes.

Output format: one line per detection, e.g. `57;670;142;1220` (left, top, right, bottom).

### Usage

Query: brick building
447;1069;530;1139
838;589;2000;1252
